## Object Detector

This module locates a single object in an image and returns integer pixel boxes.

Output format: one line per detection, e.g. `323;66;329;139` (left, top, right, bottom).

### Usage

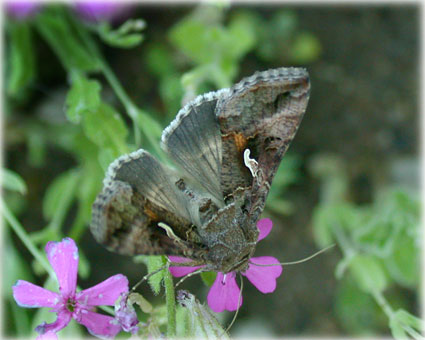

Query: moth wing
104;149;191;220
91;150;204;257
91;180;202;257
216;67;310;209
161;91;226;205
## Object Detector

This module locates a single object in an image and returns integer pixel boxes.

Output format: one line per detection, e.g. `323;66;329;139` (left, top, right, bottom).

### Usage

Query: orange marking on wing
144;207;158;221
234;133;248;153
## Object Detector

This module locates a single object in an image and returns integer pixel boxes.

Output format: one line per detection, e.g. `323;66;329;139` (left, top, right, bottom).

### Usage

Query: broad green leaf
65;72;101;123
2;169;27;194
35;9;99;72
98;19;145;48
384;230;419;288
348;254;388;293
42;170;79;221
6;21;36;97
200;271;217;287
82;103;128;156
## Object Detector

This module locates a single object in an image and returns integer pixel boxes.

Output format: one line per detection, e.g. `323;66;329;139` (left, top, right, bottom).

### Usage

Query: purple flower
5;1;41;19
114;293;139;335
74;1;132;23
169;218;282;313
12;238;134;339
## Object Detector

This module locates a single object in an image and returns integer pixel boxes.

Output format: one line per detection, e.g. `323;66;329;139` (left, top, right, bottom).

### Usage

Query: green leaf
226;12;257;60
147;256;167;295
35;9;99;72
169;19;213;64
384;230;419;288
335;278;386;334
6;21;36;97
200;271;217;287
42;170;79;221
65;72;101;123
348;254;388;293
290;32;322;63
82;103;128;156
2;169;27;194
176;290;229;338
98;19;145;48
393;310;424;333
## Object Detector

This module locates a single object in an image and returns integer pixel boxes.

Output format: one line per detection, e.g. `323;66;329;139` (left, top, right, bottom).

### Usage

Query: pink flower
12;238;134;339
5;1;41;19
74;2;132;23
169;218;282;313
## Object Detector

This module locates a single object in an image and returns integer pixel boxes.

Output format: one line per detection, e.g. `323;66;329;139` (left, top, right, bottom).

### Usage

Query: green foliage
265;155;300;215
255;10;322;64
6;21;36;98
169;5;257;90
65;72;102;123
97;19;145;48
176;291;229;338
311;154;421;338
200;271;217;287
35;8;99;72
2;169;27;195
146;256;167;295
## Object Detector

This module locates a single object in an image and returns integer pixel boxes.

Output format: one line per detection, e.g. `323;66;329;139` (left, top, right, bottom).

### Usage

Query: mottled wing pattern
161;91;227;205
91;150;203;257
216;67;310;214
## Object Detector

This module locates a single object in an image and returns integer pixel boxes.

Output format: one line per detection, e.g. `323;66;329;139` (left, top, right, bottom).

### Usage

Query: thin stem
164;270;176;337
372;291;395;320
332;224;356;258
69;12;142;147
2;201;55;279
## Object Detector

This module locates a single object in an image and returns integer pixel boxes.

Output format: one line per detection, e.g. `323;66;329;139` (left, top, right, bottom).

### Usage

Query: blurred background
4;2;420;338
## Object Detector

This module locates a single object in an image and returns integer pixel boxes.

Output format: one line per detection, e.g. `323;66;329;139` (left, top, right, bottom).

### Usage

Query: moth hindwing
91;67;310;273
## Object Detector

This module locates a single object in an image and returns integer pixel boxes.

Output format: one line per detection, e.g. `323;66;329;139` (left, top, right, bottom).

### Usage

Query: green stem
332;224;356;258
372;291;395;320
164;270;176;337
2;201;55;279
69;14;142;147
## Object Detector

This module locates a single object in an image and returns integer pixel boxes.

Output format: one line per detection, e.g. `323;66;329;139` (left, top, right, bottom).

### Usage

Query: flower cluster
169;218;282;313
12;238;138;340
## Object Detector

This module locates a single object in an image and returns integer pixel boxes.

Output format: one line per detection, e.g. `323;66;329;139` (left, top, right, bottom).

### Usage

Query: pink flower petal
168;256;204;278
242;256;282;293
36;331;58;340
12;280;60;308
76;274;128;307
45;238;79;297
76;310;122;338
257;218;273;241
207;272;243;313
35;309;72;335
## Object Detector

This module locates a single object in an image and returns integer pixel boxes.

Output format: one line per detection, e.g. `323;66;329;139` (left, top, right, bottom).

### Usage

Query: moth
91;67;310;274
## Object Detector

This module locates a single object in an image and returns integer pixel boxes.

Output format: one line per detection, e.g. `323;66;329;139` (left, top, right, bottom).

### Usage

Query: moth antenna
251;244;336;267
223;273;244;335
175;267;206;288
